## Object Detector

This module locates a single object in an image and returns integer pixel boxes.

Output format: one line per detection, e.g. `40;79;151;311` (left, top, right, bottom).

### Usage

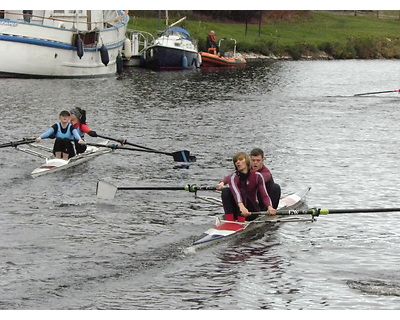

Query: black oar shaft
94;136;195;162
118;185;217;192
273;207;400;216
354;89;399;96
319;207;400;214
0;138;35;148
88;143;170;155
97;134;157;152
96;180;216;200
118;186;185;191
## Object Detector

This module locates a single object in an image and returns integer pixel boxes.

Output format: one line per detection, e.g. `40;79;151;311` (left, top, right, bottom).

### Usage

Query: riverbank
129;11;400;60
238;51;333;60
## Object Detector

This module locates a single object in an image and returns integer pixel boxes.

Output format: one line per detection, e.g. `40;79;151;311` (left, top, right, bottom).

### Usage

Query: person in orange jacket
206;30;219;54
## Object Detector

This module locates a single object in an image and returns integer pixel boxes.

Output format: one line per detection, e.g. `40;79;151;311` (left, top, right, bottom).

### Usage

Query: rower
35;110;84;160
250;148;281;210
216;152;276;222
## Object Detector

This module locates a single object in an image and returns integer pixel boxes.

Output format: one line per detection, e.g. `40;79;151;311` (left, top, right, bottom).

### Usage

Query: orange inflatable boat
201;38;247;67
201;49;247;67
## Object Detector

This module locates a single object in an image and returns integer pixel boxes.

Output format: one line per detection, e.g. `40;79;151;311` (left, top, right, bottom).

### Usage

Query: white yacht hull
0;10;129;78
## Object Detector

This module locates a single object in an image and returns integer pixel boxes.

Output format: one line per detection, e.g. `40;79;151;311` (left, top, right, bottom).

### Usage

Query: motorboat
201;38;246;67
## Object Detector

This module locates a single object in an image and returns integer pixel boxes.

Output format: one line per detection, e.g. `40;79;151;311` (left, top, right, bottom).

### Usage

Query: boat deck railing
126;29;155;55
0;10;128;31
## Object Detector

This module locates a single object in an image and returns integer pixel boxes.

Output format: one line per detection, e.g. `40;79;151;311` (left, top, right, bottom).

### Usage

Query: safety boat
0;10;129;78
140;26;200;70
201;38;246;67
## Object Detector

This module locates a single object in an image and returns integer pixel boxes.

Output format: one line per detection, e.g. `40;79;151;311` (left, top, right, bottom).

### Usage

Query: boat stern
31;158;69;177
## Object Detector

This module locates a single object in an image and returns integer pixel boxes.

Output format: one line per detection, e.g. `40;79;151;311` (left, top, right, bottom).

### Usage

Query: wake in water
347;280;400;296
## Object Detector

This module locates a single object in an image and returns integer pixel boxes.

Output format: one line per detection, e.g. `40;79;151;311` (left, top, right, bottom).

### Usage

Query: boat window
53;10;85;16
84;31;98;46
162;29;191;41
73;31;99;47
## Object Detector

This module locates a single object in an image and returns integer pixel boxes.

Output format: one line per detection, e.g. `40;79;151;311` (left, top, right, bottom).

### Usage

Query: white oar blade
96;180;118;200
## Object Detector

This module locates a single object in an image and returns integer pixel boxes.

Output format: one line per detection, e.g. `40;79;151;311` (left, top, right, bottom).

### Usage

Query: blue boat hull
141;45;199;70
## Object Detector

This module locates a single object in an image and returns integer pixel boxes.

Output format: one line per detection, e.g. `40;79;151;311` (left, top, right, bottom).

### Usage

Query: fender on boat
139;55;146;67
116;53;123;74
195;53;202;68
100;45;109;66
182;55;188;69
76;37;84;59
123;38;132;59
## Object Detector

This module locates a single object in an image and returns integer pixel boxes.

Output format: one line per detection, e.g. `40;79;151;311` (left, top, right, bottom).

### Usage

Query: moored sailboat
140;24;200;70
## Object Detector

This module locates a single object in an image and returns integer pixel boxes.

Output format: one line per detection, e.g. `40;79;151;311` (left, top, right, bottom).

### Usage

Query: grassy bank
128;11;400;59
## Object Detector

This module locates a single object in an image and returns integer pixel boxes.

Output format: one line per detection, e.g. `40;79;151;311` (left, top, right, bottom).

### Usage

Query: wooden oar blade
171;150;196;163
96;180;118;200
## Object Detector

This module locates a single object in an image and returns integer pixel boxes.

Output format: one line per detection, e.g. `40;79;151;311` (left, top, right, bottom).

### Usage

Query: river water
1;60;400;310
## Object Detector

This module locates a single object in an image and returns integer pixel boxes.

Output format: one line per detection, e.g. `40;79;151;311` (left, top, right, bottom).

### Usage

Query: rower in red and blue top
35;110;84;160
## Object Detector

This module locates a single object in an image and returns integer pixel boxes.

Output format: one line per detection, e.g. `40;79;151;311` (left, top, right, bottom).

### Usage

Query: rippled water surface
2;60;400;310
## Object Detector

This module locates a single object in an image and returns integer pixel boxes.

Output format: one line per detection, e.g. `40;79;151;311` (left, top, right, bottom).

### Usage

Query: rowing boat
188;187;312;250
16;141;113;177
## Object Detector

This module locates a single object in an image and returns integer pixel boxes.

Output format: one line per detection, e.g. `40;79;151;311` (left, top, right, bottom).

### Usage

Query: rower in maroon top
250;148;281;210
216;152;277;222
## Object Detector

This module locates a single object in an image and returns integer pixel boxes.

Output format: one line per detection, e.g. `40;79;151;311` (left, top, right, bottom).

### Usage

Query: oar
0;138;35;149
96;134;196;163
354;89;400;96
96;180;216;200
87;142;194;163
251;207;400;217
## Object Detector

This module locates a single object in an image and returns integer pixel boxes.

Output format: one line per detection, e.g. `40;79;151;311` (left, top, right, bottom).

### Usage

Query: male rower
250;148;281;209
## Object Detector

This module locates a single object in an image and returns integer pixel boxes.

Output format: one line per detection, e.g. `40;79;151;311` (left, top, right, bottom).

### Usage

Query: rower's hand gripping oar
251;207;400;217
0;138;36;149
95;134;196;163
96;180;216;200
354;89;400;96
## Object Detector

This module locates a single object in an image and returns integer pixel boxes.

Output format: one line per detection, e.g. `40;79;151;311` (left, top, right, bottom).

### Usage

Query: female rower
35;110;84;160
216;152;277;222
70;107;98;154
